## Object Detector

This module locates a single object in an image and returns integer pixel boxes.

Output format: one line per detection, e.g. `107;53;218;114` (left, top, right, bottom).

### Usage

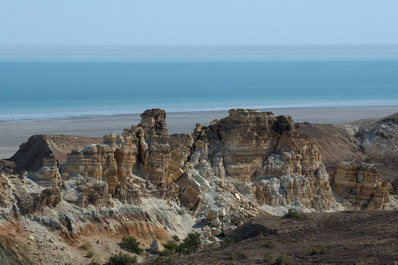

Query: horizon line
1;44;398;48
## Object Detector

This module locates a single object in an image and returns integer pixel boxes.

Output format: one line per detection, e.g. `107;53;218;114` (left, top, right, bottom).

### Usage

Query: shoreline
1;105;398;159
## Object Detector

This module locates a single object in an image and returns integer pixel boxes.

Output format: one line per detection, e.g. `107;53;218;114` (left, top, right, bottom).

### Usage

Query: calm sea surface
1;61;398;120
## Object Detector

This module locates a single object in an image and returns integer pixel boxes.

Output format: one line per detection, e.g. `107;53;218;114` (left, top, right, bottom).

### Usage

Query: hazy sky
2;0;398;46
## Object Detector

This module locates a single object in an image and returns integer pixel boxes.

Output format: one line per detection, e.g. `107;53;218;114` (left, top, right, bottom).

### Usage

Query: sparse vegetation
156;232;201;260
221;237;235;248
151;233;201;263
283;209;303;220
227;251;248;260
151;255;175;265
273;253;292;265
263;250;274;262
119;237;143;254
80;243;92;251
107;252;137;265
161;240;179;257
264;239;276;249
309;246;328;256
86;250;94;258
178;232;201;254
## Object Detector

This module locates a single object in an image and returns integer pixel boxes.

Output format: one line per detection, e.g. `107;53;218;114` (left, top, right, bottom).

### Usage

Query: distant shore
1;105;398;159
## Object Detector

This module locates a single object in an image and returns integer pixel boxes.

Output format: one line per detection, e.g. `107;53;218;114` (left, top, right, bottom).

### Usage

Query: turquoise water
1;61;398;120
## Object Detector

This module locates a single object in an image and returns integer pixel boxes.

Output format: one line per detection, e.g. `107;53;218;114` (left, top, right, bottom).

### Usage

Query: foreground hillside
0;108;396;264
172;210;398;265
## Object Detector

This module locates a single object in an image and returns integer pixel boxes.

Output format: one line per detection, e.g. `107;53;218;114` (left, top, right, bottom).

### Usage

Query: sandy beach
1;105;398;159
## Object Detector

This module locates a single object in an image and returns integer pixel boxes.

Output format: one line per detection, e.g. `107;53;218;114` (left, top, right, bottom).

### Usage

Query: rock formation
356;113;398;180
0;108;396;264
9;134;101;173
299;113;398;182
180;109;336;214
333;161;392;209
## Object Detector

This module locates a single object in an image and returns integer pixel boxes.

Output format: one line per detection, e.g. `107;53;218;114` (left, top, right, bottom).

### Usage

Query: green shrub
264;239;276;249
157;232;201;258
158;240;179;257
273;253;292;265
221;237;235;248
263;250;273;262
119;237;143;254
177;233;201;254
86;250;94;258
283;209;303;220
310;246;328;256
80;243;92;251
151;255;175;265
227;251;248;260
107;252;137;265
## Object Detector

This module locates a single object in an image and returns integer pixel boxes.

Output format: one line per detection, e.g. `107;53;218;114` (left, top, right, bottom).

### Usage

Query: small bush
151;255;175;265
161;240;179;256
309;246;328;256
80;243;92;251
119;237;143;254
264;239;276;249
107;252;137;265
227;251;248;260
273;253;292;265
157;233;201;258
177;233;201;254
263;250;273;262
86;250;94;258
221;237;235;248
283;209;303;220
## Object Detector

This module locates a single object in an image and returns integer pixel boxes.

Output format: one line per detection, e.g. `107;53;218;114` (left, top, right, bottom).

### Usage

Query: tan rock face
61;109;190;203
1;108;397;264
9;134;101;173
333;162;392;209
58;108;338;213
180;109;336;212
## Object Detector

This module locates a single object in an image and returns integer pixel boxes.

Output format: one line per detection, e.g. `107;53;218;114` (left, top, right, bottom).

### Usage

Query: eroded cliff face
299;113;398;182
180;109;337;215
333;162;392;209
58;109;338;216
356;113;398;180
0;108;396;265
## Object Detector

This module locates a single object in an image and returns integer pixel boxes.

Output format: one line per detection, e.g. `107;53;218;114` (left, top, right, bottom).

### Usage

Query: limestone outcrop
299;113;398;182
356;113;398;180
180;109;336;214
9;134;101;173
333;161;392;209
0;108;396;264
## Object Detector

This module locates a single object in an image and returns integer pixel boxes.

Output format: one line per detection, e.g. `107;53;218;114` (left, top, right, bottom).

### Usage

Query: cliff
9;134;101;173
0;109;396;264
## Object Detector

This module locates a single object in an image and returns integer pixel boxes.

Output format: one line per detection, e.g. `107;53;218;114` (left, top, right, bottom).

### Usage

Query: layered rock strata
333;162;392;209
0;108;396;264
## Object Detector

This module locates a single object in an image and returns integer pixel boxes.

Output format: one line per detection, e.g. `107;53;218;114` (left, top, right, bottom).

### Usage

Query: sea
1;45;398;120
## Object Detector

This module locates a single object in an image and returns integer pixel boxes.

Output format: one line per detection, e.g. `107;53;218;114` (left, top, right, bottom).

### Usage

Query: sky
1;0;398;46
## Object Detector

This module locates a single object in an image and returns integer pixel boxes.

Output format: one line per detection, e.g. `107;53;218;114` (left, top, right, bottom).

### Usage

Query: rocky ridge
0;108;396;264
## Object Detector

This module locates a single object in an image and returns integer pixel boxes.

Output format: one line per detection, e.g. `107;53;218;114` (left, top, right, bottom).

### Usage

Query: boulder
150;240;165;253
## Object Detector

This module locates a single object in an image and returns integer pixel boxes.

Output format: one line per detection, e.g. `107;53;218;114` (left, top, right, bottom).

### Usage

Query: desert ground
171;210;398;265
